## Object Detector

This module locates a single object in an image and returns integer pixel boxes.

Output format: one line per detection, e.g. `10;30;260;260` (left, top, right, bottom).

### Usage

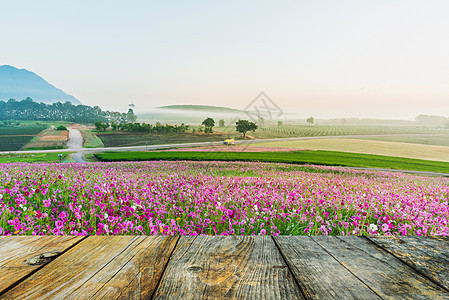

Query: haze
1;0;449;119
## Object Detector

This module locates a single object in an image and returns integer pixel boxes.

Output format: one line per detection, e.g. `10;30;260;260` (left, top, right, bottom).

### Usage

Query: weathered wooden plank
312;236;449;299
275;236;381;299
154;236;303;299
0;236;85;295
1;236;178;300
368;236;449;291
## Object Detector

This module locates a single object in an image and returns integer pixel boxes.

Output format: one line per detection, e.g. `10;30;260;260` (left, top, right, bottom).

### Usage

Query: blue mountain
0;65;81;105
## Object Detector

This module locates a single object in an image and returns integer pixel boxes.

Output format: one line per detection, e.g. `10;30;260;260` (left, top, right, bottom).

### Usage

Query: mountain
158;105;242;113
0;65;81;105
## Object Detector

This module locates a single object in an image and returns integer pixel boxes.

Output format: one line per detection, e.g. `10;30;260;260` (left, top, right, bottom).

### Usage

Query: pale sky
1;0;449;119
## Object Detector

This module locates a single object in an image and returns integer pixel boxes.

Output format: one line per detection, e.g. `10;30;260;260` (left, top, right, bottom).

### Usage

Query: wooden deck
0;236;447;299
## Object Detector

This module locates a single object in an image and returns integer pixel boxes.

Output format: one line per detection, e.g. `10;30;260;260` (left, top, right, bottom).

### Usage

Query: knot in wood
25;251;60;265
187;266;203;273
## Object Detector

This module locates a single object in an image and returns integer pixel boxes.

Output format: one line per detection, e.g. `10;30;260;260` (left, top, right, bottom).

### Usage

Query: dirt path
66;128;83;149
66;127;87;162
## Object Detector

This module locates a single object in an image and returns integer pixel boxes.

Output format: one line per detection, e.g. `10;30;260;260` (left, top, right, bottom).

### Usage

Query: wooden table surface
0;236;447;299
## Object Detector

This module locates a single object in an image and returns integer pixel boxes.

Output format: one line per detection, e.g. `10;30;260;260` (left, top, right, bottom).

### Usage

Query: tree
94;121;103;131
202;117;215;134
306;116;314;125
236;119;258;138
56;125;67;130
218;119;225;127
277;120;283;127
100;122;109;131
257;115;264;126
126;109;137;123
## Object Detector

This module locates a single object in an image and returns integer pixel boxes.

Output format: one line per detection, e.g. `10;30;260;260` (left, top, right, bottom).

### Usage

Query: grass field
93;150;449;173
78;126;104;148
96;132;230;147
355;134;449;147
0;152;73;163
252;138;449;162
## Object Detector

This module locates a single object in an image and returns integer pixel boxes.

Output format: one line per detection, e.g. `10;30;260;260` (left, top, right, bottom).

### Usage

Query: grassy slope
94;150;449;173
79;127;104;148
252;138;449;162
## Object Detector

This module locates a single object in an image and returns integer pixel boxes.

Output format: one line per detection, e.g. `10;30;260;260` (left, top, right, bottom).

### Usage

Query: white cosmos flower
369;224;378;232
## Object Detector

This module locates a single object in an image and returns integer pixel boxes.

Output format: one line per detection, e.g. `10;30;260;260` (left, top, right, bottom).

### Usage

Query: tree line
94;121;190;133
95;117;259;138
0;98;135;124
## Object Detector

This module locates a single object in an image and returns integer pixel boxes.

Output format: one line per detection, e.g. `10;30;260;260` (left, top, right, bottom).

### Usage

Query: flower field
0;161;448;236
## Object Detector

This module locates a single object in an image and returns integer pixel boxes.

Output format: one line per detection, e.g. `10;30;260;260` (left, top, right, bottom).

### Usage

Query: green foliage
307;116;315;125
277;120;283;127
202;118;215;133
94;150;449;173
56;125;67;130
219;119;225;127
0;152;72;163
235;120;258;138
0;98;115;124
201;117;215;130
126;109;137;123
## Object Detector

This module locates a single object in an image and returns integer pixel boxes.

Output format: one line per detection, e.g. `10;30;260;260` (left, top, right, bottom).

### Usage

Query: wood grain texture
312;236;449;300
368;236;449;291
0;236;84;295
153;236;303;300
0;236;178;300
275;236;381;299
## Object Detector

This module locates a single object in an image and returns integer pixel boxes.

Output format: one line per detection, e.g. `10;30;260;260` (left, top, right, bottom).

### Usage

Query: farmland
93;150;449;173
355;134;449;147
0;124;47;151
234;124;449;139
0;161;447;236
22;127;69;150
96;131;230;147
252;138;449;162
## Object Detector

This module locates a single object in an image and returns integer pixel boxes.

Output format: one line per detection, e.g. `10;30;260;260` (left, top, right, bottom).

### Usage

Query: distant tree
218;119;225;127
415;114;448;125
306;116;315;125
257;115;265;126
202;117;215;128
202;117;215;134
95;121;108;131
277;120;283;127
101;122;109;131
111;122;118;131
56;125;67;130
126;109;137;123
94;121;103;131
236;119;258;138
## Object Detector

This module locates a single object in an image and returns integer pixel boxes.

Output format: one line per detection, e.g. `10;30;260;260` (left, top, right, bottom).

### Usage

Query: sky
1;0;449;119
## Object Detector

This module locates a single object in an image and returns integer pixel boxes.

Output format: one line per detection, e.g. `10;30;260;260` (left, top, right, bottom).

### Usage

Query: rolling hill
158;105;243;113
0;65;81;105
